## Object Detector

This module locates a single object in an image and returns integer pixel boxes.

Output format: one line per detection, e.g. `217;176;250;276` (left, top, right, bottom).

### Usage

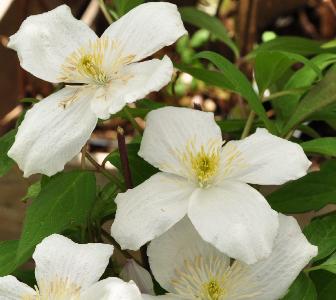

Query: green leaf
191;51;276;133
301;138;336;157
267;161;336;213
304;214;336;262
179;7;239;58
113;99;165;120
281;273;317;300
114;0;144;16
17;170;96;264
0;240;19;276
273;54;336;123
255;51;296;95
318;277;336;299
216;119;246;133
190;29;210;48
91;182;118;223
318;252;336;274
21;181;41;202
254;51;322;96
0;129;17;177
282;64;336;135
250;36;334;57
106;142;158;186
310;269;336;294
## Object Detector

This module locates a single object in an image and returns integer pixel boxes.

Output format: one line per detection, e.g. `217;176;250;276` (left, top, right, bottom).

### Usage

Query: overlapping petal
188;182;279;264
0;275;36;299
102;2;187;62
8;86;97;177
148;217;230;293
139;107;222;177
33;234;113;291
120;260;155;295
224;214;318;300
8;5;97;83
219;128;311;185
81;278;142;300
91;56;173;118
111;172;194;250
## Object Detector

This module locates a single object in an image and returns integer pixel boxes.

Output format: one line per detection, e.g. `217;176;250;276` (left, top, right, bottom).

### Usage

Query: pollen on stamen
59;38;112;85
171;254;229;300
176;138;221;187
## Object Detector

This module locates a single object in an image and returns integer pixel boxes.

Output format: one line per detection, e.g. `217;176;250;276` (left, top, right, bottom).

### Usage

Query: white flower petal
142;295;182;300
120;260;155;295
0;275;36;299
139;107;222;177
33;234;113;291
188;182;279;264
148;217;230;293
220;128;311;185
102;2;186;62
91;56;173;118
8;5;97;83
81;278;142;300
111;172;194;250
8;86;97;177
225;214;318;300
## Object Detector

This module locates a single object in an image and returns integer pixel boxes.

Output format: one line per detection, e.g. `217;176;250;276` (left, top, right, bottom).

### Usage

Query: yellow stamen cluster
60;38;111;85
77;53;108;84
202;279;225;300
22;278;81;300
190;145;220;187
171;254;228;300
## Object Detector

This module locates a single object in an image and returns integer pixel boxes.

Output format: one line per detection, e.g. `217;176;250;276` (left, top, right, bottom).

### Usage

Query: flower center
202;279;225;300
77;54;108;85
171;255;228;300
190;146;220;187
59;37;135;86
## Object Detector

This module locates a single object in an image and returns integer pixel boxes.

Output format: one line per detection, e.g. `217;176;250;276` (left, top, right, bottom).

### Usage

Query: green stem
123;106;143;134
284;130;294;140
304;265;321;273
98;0;113;24
241;111;256;139
263;88;307;102
85;151;124;190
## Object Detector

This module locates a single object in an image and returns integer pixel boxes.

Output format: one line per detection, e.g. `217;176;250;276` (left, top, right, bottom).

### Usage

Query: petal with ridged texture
188;182;279;264
91;56;173;119
8;86;97;177
219;128;311;185
148;217;230;294
224;214;317;300
8;5;96;83
33;234;113;292
111;172;194;250
102;2;186;62
0;275;36;299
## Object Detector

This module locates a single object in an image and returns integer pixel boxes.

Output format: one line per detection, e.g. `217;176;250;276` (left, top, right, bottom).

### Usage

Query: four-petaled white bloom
111;107;311;264
0;234;146;300
7;3;186;177
145;215;317;300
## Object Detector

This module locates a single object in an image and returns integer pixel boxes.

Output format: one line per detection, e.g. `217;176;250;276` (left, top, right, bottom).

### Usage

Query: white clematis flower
111;107;311;264
8;3;186;177
146;215;317;300
0;234;145;299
